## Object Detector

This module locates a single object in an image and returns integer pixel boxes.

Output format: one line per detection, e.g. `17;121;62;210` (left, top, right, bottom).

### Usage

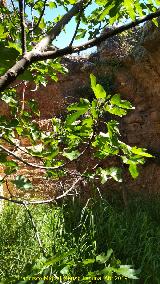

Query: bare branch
0;1;88;91
56;177;82;200
10;0;16;13
0;176;82;204
69;0;92;46
1;136;35;157
18;0;27;54
28;0;48;35
23;203;47;257
6;80;25;90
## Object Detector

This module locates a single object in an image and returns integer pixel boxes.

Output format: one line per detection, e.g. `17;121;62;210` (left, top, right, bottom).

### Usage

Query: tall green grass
0;195;160;283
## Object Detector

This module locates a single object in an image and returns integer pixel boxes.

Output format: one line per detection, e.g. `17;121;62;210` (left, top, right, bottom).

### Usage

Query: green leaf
91;100;98;119
39;18;46;29
28;99;40;116
60;266;70;275
82;258;95;265
13;175;33;190
63;150;80;161
69;0;77;4
67;99;90;112
97;167;122;184
96;249;113;263
65;111;83;125
4;161;19;174
42;250;74;268
111;94;133;109
129;163;139;179
131;147;153;158
107;120;120;145
1;93;17;107
75;29;86;39
0;24;8;39
90;74;106;99
115;265;138;279
49;2;57;9
99;2;115;20
0;152;7;163
0;44;20;75
105;104;127;117
95;0;107;5
124;0;136;20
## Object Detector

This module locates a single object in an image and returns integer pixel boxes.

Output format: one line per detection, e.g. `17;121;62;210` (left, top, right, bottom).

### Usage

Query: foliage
0;74;152;191
0;1;157;186
0;1;159;283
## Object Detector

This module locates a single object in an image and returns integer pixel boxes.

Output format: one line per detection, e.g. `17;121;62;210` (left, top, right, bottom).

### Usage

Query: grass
0;194;160;283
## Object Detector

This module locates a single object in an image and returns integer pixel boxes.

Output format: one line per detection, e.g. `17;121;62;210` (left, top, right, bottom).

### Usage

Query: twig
21;81;27;111
33;0;87;51
28;0;48;35
1;136;34;157
23;203;47;257
10;0;16;13
56;176;82;200
0;127;95;171
6;80;25;90
18;0;27;54
0;144;66;170
0;177;82;205
69;8;83;46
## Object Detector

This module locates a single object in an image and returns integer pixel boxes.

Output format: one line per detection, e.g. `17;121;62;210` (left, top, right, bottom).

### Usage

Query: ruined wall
96;22;160;194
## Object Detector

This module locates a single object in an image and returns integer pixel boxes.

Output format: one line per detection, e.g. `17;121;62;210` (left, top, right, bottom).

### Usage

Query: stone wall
96;22;160;194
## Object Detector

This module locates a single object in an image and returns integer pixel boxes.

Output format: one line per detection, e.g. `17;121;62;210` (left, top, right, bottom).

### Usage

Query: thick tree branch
37;8;160;60
0;8;160;92
0;0;87;92
18;0;27;54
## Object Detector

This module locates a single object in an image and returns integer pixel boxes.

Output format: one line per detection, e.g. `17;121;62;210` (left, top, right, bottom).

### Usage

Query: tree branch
37;8;160;59
18;0;27;55
33;0;87;52
0;130;94;171
0;176;82;204
10;0;16;13
6;80;25;90
0;8;160;92
23;203;47;257
56;177;82;200
28;0;48;35
0;0;87;92
69;7;83;46
0;144;66;170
